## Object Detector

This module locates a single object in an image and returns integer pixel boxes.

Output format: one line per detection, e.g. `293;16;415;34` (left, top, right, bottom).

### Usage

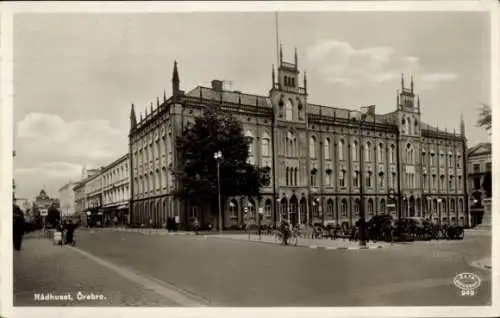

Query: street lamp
357;111;370;248
214;151;223;235
437;198;442;224
276;198;281;224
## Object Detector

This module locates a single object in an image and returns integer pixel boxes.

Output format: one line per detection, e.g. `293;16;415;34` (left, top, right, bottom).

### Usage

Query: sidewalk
203;233;389;250
84;226;194;236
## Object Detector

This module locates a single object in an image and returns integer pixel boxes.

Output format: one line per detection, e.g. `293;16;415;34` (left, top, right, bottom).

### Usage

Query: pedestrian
208;222;212;232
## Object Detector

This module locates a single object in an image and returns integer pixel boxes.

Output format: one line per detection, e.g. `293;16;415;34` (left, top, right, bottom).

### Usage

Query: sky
13;11;491;200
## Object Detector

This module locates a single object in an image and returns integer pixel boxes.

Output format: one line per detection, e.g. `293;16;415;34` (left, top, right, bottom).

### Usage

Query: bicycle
273;228;298;246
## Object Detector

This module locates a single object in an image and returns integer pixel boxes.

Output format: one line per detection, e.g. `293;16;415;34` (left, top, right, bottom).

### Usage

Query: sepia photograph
2;2;498;316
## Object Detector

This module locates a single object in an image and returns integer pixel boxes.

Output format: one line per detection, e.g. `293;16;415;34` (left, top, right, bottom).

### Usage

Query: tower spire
304;71;307;93
397;90;400;107
411;75;414;93
280;43;283;64
272;64;275;86
157;96;160;107
172;60;180;96
150;101;153;114
460;114;465;136
163;89;167;102
401;73;404;90
275;11;280;67
130;103;137;130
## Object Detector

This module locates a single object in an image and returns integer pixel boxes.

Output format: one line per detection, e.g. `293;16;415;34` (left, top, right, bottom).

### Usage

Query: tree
46;205;61;227
477;103;491;133
174;105;263;217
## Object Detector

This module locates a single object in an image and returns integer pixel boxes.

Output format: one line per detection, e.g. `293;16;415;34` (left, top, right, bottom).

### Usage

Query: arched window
324;138;331;160
309;136;316;158
261;133;271;157
352;140;358;161
365;141;372;161
338;139;345;160
459;198;464;212
378;143;384;162
378;171;384;187
298;101;304;120
390;144;395;163
341;199;348;217
326;199;334;218
339;169;346;187
380;198;386;214
285;99;293;121
229;199;238;218
264;200;272;217
354;199;360;216
368;199;374;216
451;199;455;212
278;99;284;117
245;131;255;164
353;170;359;187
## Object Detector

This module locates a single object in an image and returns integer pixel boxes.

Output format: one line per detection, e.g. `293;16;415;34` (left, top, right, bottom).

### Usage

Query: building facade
34;189;59;212
59;181;77;217
128;48;469;229
467;142;492;227
101;154;130;224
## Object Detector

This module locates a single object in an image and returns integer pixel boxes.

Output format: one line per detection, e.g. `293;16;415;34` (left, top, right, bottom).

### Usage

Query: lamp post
358;112;370;248
214;151;223;235
276;198;281;224
437;198;442;225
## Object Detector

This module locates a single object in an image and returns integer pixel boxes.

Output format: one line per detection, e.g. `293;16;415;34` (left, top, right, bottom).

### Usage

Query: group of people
55;219;78;245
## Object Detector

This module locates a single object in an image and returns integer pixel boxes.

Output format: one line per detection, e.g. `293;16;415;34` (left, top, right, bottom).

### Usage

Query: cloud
307;39;458;89
15;162;82;179
16;113;127;161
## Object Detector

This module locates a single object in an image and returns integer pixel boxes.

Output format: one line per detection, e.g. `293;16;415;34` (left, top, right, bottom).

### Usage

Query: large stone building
59;181;77;217
101;154;130;224
34;189;59;211
128;48;469;230
467;142;492;227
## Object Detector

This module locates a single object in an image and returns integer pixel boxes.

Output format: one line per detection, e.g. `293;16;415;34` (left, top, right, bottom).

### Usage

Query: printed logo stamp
453;272;481;296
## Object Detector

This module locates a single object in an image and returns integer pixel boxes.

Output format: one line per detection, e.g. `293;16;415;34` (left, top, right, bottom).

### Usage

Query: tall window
422;152;426;165
286;167;290;186
245;131;254;165
366;171;372;187
450;175;455;190
339;170;346;187
430;153;435;166
432;174;437;189
378;172;384;187
457;155;461;168
341;200;348;217
377;143;383;162
261;133;270;157
325;170;332;186
391;172;397;188
310;169;317;187
264;200;272;217
390;145;395;163
309;136;316;158
458;176;462;190
380;199;386;214
353;171;359;187
229;200;238;218
294;168;298;186
423;173;427;187
338;139;345;160
365;141;372;161
326;200;334;218
352;140;358;161
285;99;293;121
324;138;331;160
368;199;374;216
354;199;360;216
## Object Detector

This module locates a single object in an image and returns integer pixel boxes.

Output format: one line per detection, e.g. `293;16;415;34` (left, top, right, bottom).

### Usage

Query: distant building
101;154;130;225
59;181;77;217
467;142;492;227
34;189;59;212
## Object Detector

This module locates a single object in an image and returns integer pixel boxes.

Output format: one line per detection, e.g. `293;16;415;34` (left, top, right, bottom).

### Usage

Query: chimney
211;80;223;92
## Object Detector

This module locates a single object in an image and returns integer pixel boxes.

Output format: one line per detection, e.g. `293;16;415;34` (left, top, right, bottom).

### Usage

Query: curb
202;235;385;250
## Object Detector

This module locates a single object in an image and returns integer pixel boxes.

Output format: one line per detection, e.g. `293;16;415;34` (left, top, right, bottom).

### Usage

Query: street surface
13;229;492;307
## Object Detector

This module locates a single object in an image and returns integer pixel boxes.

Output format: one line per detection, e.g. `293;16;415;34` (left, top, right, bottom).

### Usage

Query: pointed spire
145;106;148;116
279;43;283;64
411;75;414;93
164;90;167;102
401;73;404;90
130;103;137;130
460;114;465;136
397;90;400;106
294;47;298;68
172;60;180;96
140;112;143;121
157;96;160;107
150;101;154;114
304;71;307;93
272;64;275;85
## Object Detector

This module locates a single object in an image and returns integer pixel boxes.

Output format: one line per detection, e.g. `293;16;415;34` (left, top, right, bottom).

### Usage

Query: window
440;153;444;167
430;153;435;166
324;138;331;160
352;140;358;161
458;176;462;190
486;162;492;172
341;200;348;217
440;175;445;189
449;175;454;190
264;200;272;217
298;102;304;120
285;99;293;120
366;171;372;187
354;199;360;216
378;143;384;162
391;172;397;188
457;155;461;168
310;137;316;158
245;131;254;164
353;171;359;187
365;141;371;161
422;152;426;165
339;170;346;187
378;172;384;187
423;174;427;187
473;164;480;173
310;169;318;187
326;200;334;218
368;199;374;216
432;174;437;189
390;145;395;163
294;168;298;186
380;199;386;214
262;167;271;187
338;139;345;160
261;134;270;157
325;170;332;186
286;167;290;186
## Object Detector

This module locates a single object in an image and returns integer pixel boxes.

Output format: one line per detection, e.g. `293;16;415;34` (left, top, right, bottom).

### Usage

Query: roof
468;142;492;157
101;153;129;173
185;86;272;109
